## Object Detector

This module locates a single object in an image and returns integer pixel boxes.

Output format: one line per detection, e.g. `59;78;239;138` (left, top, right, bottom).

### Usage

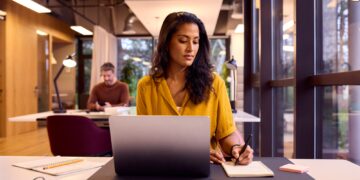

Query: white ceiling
125;0;223;37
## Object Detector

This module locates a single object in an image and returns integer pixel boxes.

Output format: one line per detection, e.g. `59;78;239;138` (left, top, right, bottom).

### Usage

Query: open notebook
12;157;104;176
221;161;274;177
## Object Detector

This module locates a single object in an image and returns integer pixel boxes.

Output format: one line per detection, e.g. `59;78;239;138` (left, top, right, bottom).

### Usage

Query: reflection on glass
277;0;295;79
322;85;360;164
209;38;226;73
275;87;294;158
322;0;360;73
321;85;350;160
82;40;93;55
37;36;49;112
84;58;92;94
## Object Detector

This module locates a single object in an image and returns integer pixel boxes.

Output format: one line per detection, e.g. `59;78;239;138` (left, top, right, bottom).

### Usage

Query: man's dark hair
150;12;213;105
101;62;115;72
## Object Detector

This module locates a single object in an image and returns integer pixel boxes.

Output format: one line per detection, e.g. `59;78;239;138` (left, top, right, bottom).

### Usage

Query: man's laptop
109;115;210;177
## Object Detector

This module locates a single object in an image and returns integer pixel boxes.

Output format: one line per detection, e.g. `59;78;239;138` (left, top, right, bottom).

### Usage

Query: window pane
275;87;294;158
209;38;231;98
117;38;153;106
82;40;93;55
321;0;360;73
84;58;92;94
209;38;226;74
320;85;360;164
276;0;296;79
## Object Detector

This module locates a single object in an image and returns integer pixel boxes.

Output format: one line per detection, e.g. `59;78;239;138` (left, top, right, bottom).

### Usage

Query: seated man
87;62;130;111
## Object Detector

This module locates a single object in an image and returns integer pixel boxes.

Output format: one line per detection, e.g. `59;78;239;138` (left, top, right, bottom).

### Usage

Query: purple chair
46;115;112;156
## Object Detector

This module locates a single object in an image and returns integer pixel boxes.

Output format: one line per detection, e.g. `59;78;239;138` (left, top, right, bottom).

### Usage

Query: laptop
109;115;210;177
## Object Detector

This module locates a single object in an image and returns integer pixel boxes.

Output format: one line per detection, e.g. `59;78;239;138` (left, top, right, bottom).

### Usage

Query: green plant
120;60;142;99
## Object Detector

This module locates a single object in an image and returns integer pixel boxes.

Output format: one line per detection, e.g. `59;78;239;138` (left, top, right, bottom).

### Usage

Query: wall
3;0;75;137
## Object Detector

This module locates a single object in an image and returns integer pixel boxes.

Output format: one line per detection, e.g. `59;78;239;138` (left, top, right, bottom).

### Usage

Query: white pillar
348;1;360;164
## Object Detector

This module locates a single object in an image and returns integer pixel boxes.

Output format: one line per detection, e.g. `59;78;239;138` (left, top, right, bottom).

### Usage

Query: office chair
46;115;112;156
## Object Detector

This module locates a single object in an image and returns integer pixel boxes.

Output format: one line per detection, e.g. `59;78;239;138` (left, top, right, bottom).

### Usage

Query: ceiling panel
125;0;223;37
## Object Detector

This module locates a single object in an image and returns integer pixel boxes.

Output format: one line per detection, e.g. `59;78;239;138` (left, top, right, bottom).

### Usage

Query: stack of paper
13;157;104;176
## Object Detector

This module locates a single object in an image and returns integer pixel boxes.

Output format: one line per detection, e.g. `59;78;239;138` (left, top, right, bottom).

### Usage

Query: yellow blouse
136;73;236;149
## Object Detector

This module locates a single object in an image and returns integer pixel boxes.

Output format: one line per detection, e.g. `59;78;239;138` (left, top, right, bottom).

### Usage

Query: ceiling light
234;24;244;33
0;10;6;21
123;13;137;34
283;20;294;32
0;10;6;16
70;26;93;36
13;0;51;13
36;30;48;36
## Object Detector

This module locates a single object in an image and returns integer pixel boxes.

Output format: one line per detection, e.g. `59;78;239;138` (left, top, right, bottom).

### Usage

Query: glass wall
272;0;296;158
275;87;294;158
277;0;295;79
81;40;93;94
117;37;153;105
320;85;360;162
320;0;360;163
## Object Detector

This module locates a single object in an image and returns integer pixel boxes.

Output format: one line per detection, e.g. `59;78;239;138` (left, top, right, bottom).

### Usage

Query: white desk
8;110;110;122
290;159;360;180
0;156;112;180
9;108;260;124
1;156;360;179
233;111;260;123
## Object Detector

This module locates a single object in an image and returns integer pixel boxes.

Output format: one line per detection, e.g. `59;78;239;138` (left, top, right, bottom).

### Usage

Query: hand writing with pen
210;133;253;165
231;134;253;165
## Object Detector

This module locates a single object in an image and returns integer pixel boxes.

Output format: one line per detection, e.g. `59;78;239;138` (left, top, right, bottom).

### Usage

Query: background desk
2;156;360;180
9;108;260;127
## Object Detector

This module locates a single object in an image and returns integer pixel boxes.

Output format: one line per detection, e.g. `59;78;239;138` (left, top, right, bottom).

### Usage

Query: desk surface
8;108;260;123
1;156;360;180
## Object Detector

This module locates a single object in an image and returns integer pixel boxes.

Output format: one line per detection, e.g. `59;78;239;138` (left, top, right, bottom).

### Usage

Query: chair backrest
46;115;112;156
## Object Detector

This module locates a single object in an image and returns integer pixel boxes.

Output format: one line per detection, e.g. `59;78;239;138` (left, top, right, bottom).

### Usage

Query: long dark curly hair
150;12;213;104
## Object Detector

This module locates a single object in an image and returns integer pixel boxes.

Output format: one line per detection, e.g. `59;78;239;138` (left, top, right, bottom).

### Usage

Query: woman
136;12;253;164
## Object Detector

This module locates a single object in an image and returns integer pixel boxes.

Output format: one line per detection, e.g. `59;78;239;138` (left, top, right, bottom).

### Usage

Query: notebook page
32;160;104;176
221;161;274;177
13;157;104;176
13;157;77;169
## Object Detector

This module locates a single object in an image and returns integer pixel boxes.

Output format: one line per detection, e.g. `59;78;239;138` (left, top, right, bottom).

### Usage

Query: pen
234;134;252;165
43;159;83;170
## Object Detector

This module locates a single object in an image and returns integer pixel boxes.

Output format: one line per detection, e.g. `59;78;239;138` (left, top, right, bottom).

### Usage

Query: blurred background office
1;0;360;165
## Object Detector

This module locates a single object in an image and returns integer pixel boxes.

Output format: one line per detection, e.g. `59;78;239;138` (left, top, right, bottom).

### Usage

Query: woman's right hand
210;149;225;164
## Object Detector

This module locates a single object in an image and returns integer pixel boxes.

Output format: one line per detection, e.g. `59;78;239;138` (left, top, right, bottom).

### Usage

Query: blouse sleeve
214;76;236;140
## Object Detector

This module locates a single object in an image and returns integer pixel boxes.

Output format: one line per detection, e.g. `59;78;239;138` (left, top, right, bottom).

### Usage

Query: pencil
43;159;83;170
